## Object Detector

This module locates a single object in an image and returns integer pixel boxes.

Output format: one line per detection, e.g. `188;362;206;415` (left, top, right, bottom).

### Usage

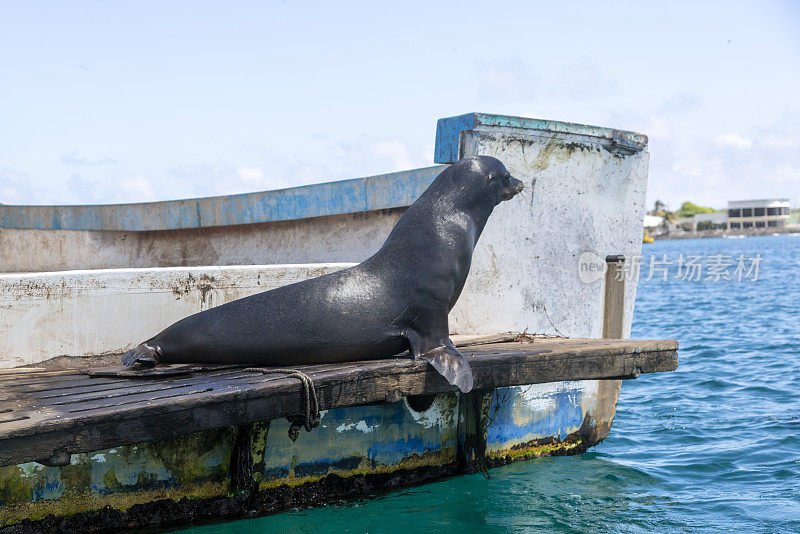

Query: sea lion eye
503;173;510;183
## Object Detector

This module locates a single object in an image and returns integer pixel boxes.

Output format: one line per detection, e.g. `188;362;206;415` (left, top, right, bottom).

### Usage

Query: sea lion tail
421;342;474;393
121;342;163;368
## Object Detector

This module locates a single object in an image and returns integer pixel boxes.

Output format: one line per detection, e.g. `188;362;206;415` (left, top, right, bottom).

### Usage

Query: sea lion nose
511;177;524;193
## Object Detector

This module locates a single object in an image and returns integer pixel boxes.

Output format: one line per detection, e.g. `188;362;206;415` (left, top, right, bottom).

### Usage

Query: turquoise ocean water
173;235;800;533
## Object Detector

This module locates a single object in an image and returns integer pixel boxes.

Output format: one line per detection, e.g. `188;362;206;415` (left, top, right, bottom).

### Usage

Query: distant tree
675;201;716;218
649;199;675;220
697;220;717;231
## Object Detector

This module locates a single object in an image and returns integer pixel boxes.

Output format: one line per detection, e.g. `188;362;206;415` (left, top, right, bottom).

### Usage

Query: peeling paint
405;394;453;429
259;395;460;487
336;420;379;434
485;379;618;462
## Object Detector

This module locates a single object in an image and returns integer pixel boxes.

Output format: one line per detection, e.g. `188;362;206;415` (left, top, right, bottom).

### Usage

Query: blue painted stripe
486;387;585;444
434;112;648;163
0;166;446;232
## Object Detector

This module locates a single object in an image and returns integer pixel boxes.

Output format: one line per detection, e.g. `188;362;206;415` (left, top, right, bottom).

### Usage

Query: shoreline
652;227;800;241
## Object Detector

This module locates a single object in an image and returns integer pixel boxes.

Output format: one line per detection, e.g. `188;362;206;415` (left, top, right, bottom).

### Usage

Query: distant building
685;198;792;231
643;215;666;235
727;199;790;229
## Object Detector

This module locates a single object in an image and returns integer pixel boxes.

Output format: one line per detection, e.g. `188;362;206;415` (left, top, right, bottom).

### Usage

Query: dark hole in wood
406;394;436;413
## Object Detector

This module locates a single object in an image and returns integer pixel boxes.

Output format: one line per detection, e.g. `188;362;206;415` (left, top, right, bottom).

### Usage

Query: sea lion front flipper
419;340;474;394
397;316;474;393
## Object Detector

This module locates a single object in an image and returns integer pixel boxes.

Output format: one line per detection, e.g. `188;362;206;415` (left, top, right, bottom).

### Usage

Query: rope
243;367;321;442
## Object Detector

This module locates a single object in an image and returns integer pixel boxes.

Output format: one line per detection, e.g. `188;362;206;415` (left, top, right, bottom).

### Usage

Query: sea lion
122;156;524;392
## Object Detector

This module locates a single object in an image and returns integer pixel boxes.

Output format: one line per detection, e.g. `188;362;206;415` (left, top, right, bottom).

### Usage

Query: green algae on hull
0;384;614;532
0;428;235;525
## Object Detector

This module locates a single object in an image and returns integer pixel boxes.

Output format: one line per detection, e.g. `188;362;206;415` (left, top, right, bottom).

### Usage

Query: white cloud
715;133;753;148
423;144;436;162
236;167;265;186
167;164;248;197
649;113;800;210
56;171;158;205
614;107;800;211
120;174;156;201
326;135;431;179
0;167;38;204
365;139;418;172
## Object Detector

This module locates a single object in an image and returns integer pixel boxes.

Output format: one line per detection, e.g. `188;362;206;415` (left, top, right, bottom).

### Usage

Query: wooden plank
0;338;677;467
601;256;626;407
82;363;245;378
603;255;626;339
2;339;677;431
451;333;518;346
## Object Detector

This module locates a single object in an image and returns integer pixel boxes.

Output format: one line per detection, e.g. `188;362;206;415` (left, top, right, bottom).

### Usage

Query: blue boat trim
434;112;649;163
0;166;445;232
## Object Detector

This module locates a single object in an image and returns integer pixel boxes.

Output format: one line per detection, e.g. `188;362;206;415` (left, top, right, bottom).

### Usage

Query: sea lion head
448;156;525;209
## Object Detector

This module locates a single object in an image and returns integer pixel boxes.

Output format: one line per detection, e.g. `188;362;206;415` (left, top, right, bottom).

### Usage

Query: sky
1;0;799;211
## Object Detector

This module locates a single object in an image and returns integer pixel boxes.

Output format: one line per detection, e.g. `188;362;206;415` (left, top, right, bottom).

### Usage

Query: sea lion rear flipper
121;343;163;368
419;341;474;393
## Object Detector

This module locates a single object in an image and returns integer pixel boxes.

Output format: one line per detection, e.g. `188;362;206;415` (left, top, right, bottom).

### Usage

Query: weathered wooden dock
0;338;677;468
